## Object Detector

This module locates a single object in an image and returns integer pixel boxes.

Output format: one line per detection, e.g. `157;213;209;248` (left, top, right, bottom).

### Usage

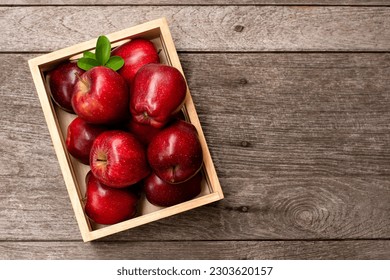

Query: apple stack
47;36;203;225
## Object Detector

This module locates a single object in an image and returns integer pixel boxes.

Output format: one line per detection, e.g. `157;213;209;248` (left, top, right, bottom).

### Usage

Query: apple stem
169;165;179;183
75;72;89;89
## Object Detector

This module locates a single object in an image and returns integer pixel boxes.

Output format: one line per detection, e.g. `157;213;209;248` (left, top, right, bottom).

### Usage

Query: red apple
112;38;160;86
127;109;187;146
90;130;150;188
127;117;163;146
47;61;85;113
72;66;129;124
65;117;106;165
130;63;187;128
144;172;202;207
84;171;138;225
147;120;203;183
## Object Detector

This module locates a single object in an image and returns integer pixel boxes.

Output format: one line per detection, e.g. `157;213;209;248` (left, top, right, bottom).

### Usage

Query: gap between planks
1;3;390;7
0;238;389;243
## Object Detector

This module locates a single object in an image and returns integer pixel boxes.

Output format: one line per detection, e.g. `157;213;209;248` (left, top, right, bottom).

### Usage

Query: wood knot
234;25;245;32
241;140;250;147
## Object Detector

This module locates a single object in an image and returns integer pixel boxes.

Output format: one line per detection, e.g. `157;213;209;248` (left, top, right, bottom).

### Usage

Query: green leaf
77;57;100;71
95;35;111;66
105;56;125;71
83;51;96;60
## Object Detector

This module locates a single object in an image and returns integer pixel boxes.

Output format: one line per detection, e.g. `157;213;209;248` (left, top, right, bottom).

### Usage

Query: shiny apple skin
72;66;129;124
84;172;138;225
127;110;187;146
147;120;203;184
65;117;106;165
130;63;187;128
126;117;163;146
112;38;160;86
47;61;85;113
144;171;202;207
90;130;150;188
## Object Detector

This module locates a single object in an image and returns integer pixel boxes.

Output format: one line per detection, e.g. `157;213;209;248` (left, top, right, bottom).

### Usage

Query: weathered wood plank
3;0;389;6
6;52;389;178
1;6;389;52
183;53;390;178
2;172;390;241
2;169;390;240
1;240;390;259
1;53;390;241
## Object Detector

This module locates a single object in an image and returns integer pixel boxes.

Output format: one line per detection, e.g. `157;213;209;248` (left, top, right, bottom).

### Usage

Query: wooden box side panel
87;192;221;241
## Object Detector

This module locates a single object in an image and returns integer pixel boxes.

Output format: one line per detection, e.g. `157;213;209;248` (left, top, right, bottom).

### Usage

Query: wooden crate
28;17;224;242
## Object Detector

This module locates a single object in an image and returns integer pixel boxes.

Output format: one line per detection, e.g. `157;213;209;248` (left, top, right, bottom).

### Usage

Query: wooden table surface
1;1;390;259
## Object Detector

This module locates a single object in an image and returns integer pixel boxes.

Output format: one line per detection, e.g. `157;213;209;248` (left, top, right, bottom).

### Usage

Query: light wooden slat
1;53;390;241
2;0;389;5
1;6;390;52
1;240;390;259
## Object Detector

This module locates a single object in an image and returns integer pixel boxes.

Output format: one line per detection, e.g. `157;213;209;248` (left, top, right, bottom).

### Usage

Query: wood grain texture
3;0;389;5
1;6;390;52
1;240;390;259
1;53;390;241
183;53;390;177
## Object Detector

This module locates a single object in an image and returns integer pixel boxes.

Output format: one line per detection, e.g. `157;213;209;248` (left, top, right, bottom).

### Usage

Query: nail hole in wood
234;25;245;32
241;140;250;147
